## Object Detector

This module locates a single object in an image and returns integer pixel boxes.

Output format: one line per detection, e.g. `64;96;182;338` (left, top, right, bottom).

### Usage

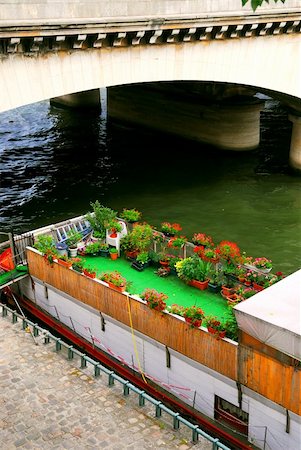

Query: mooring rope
126;295;148;384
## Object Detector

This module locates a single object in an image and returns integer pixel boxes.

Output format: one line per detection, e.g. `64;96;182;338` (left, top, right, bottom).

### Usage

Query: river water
0;96;300;275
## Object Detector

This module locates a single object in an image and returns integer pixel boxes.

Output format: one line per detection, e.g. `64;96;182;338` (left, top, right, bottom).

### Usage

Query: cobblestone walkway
0;314;212;449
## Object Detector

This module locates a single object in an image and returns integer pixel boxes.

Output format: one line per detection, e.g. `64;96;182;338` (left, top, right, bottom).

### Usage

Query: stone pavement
0;314;213;450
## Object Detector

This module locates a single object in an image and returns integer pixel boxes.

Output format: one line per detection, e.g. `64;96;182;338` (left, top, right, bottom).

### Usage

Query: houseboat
0;212;300;450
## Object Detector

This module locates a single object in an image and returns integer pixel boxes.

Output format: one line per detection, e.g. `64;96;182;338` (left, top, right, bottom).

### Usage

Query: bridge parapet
0;16;300;55
0;0;300;25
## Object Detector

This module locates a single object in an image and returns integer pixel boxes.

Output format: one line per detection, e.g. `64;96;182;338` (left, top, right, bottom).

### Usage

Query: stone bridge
0;0;300;168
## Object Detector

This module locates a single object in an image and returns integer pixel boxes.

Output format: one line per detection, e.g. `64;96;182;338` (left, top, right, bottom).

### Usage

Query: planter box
57;259;72;269
189;279;209;290
83;269;96;279
208;283;220;293
107;281;125;292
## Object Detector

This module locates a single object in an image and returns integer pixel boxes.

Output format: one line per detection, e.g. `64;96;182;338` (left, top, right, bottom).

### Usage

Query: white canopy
234;270;301;360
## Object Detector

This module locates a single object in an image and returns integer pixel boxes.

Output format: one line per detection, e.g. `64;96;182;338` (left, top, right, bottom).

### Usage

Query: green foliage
85;242;102;255
34;234;56;254
85;201;117;240
120;223;153;253
242;0;285;11
66;230;82;248
136;251;150;264
176;255;212;282
120;208;142;222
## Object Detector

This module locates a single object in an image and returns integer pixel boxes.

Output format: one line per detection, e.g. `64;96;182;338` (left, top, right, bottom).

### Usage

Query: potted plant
252;257;273;273
221;277;236;296
167;236;187;249
109;247;118;260
120;223;153;259
168;256;182;275
85;201;118;240
131;251;150;271
205;316;227;339
160;222;182;237
192;233;214;248
155;266;171;277
167;304;185;317
98;242;110;257
175;255;212;290
140;288;168;312
107;220;123;238
57;254;73;268
100;270;127;292
71;258;85;273
216;240;241;261
85;241;102;256
66;230;82;257
183;306;205;328
83;265;97;279
208;271;222;293
194;246;220;264
34;234;56;254
120;208;142;223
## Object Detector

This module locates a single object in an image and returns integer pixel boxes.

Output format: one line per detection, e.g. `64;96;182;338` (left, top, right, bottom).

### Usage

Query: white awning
234;270;301;360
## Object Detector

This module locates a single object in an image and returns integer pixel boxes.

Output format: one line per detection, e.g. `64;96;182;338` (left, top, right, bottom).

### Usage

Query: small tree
85;201;117;239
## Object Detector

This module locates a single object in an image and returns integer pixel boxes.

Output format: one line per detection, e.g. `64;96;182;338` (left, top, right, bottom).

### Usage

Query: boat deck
83;255;231;322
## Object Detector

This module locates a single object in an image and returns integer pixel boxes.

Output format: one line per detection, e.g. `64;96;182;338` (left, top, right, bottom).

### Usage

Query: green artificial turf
83;255;231;321
0;268;28;287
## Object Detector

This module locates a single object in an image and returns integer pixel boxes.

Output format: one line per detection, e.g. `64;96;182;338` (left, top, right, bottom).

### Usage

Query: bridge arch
0;33;300;113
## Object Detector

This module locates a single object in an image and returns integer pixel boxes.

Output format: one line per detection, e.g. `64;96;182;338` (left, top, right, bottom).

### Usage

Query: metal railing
1;302;231;450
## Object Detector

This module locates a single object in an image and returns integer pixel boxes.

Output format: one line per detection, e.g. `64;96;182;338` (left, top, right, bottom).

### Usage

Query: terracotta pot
57;259;72;269
221;286;233;296
189;279;209;290
83;269;96;279
107;281;125;292
207;326;218;335
253;282;264;291
110;252;118;260
110;232;117;238
160;260;170;267
125;250;139;260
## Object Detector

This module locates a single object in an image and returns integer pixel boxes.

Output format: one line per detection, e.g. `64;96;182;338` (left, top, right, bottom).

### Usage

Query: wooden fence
27;248;238;380
27;249;301;414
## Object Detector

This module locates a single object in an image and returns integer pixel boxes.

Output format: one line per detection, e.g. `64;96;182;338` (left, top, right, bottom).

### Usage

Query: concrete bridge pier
50;89;101;111
288;114;301;172
108;85;264;151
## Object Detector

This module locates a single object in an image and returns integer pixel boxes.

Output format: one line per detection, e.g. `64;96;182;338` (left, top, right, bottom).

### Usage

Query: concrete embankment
0;312;211;449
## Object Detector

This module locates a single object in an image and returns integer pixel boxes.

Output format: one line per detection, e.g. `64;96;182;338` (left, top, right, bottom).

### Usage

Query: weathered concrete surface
0;316;212;449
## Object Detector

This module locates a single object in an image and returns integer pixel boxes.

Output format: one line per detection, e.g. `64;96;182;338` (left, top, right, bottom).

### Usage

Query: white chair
106;220;127;255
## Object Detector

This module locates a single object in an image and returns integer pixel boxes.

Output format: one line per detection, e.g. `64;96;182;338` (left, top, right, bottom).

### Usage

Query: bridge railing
0;0;300;26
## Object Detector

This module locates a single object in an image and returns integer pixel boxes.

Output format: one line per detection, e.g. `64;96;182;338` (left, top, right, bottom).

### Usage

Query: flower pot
110;252;118;260
189;279;209;290
218;331;226;339
72;266;83;274
125;250;139;260
159;260;169;267
207;326;218;335
253;282;264;291
208;283;220;294
57;259;72;269
83;269;96;279
69;247;78;258
221;286;234;296
107;281;125;292
99;250;109;257
110;232;117;238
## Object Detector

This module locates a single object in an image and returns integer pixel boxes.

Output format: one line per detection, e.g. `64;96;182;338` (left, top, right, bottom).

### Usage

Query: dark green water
0;98;300;275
